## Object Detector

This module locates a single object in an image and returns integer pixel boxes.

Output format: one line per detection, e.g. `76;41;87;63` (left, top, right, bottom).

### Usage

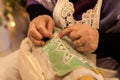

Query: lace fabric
42;0;104;77
53;0;103;29
43;29;96;76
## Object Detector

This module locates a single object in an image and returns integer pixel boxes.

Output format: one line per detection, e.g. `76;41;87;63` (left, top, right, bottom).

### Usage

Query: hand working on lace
58;23;99;53
27;15;99;53
27;15;55;46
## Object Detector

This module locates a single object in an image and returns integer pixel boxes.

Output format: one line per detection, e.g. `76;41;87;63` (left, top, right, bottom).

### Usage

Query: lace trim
43;32;97;76
41;0;103;76
55;34;95;66
53;0;103;29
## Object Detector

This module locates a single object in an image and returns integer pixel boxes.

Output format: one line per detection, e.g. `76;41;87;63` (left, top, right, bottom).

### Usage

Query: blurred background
0;0;29;57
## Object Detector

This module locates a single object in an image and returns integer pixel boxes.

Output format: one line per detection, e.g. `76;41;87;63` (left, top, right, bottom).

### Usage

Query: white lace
53;0;103;29
52;0;103;67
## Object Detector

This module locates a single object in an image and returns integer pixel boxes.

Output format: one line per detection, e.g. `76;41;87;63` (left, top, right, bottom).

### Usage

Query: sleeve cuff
26;4;52;20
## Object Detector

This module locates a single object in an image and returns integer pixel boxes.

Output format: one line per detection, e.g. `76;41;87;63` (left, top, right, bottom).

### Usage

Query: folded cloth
19;28;104;80
63;68;103;80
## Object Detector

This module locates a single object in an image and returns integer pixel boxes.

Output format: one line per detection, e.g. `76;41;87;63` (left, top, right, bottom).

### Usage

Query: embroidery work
43;0;103;76
43;32;96;76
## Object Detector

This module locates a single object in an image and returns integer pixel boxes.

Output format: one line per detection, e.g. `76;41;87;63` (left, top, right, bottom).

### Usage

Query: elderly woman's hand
27;15;55;46
58;23;99;53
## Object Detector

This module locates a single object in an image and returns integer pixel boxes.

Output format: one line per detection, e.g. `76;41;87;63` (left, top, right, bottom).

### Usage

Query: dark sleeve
26;4;52;21
95;20;120;60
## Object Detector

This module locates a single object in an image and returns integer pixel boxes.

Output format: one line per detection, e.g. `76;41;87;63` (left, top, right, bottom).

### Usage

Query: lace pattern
42;0;103;77
53;0;103;29
43;32;96;76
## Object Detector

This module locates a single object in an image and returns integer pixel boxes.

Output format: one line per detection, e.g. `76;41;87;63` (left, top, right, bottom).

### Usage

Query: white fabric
19;38;104;80
0;50;21;80
0;50;119;80
63;68;104;80
18;38;46;80
18;38;119;80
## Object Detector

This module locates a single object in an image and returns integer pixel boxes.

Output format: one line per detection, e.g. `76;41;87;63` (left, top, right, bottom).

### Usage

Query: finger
29;26;43;40
58;26;74;38
29;36;45;46
69;30;81;40
47;18;54;36
31;31;43;40
36;21;52;38
76;46;84;52
77;43;97;53
72;38;86;47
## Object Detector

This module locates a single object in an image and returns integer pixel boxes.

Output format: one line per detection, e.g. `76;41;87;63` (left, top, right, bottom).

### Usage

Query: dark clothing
71;0;97;20
26;4;52;20
96;0;120;60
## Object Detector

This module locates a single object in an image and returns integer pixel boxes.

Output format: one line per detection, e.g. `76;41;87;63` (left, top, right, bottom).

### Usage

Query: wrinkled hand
27;15;55;46
58;23;99;53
